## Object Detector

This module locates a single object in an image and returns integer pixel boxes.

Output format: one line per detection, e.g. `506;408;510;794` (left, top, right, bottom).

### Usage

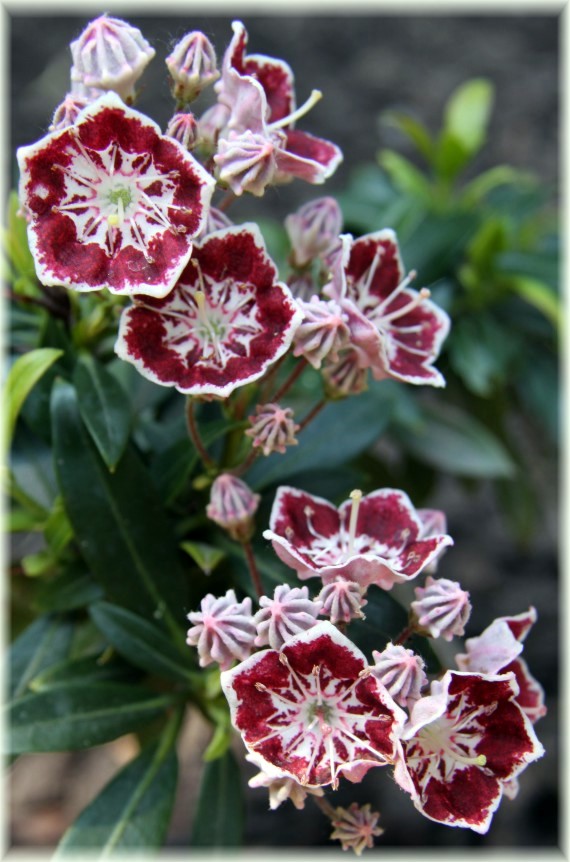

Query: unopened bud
166;111;198;151
49;93;91;131
285;197;343;268
166;31;219;105
206;474;260;542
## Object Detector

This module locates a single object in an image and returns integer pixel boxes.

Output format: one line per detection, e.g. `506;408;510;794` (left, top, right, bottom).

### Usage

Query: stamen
269;89;323;131
381;287;430;324
375;270;417;314
346;489;362;558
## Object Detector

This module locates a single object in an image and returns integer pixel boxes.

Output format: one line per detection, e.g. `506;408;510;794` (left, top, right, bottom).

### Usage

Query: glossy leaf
2;348;63;457
180;541;226;576
378;149;432;201
73;356;132;471
35;566;104;613
7;682;174;753
9;614;74;699
443;78;494;157
191;748;244;847
55;736;178;853
506;275;561;332
89;602;197;684
29;655;133;692
380;111;434;162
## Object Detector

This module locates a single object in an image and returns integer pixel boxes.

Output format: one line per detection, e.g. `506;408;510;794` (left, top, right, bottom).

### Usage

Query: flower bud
322;348;368;399
214;130;278;196
245;403;299;456
285;197;343;268
293;296;349;369
206;474;260;542
411;576;472;641
49;93;91;132
166;111;198;151
70;15;155;103
253;584;322;649
317;578;366;624
166;31;219;104
371;643;427;707
186;589;256;670
330;803;383;855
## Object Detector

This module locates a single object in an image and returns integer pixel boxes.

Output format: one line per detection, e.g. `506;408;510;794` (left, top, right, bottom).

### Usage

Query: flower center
410;715;487;778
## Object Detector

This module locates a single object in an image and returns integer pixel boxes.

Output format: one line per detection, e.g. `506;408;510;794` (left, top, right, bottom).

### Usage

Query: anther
346;489;362;558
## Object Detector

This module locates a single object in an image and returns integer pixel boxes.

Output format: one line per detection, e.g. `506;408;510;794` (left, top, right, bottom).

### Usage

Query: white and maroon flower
285;196;343;268
325;229;450;387
396;670;544;833
253;584;322;650
411;576;471;641
166;31;219;104
18;93;215;297
206;474;260;542
330;802;384;855
70;15;155;103
246;403;300;456
221;621;406;788
293;296;350;369
456;607;546;723
115;224;303;397
371;644;427;708
317;578;367;625
186;589;257;670
264;487;453;590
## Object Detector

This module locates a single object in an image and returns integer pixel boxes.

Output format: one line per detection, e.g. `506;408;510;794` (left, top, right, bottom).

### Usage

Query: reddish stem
218;190;237;213
312;794;337;820
185;398;215;469
298;399;327;432
242;541;264;599
393;623;416;646
271;358;308;403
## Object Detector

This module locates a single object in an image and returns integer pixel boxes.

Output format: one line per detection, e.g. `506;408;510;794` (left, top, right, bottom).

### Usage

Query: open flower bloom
324;230;450;387
211;21;342;195
264;487;453;590
17;93;215;297
455;607;546;723
115;224;303;397
395;670;544;833
221;621;406;789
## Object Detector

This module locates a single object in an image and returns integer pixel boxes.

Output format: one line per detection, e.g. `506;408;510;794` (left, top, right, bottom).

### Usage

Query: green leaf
4;191;36;279
8;614;74;699
180;541;226;575
506;275;561;332
378;150;432;201
89;602;196;684
443;78;494;157
380;111;434;162
2;348;63;457
191;748;244;847
35;565;104;613
448;316;519;397
396;403;516;478
56;733;179;853
460;165;535;207
50;381;189;644
73;356;132;471
7;682;174;754
433;130;471;183
29;655;133;692
43;495;74;556
495;249;559;290
21;548;59;577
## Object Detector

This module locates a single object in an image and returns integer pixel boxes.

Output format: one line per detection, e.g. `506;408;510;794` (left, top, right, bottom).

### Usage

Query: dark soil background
8;10;561;854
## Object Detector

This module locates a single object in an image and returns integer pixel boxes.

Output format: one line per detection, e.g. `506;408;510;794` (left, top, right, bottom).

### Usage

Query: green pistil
108;187;133;208
307;700;333;725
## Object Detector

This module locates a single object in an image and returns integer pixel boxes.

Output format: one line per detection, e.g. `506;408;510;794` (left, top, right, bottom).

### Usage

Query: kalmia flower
186;589;257;670
322;348;369;399
264;487;453;590
215;129;278;196
411;576;471;641
70;15;155;103
221;621;406;788
293;296;350;369
317;578;367;624
285;196;343;267
246;753;324;810
49;93;91;132
246;403;300;456
396;670;544;833
254;584;322;650
325;230;450;387
166;31;219;104
455;607;546;723
166;112;198;151
205;474;260;542
18;92;215;297
330;803;384;855
417;509;449;573
371;644;427;708
115;224;303;397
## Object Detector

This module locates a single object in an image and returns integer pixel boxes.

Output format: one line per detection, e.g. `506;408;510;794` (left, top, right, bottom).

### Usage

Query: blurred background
8;10;560;852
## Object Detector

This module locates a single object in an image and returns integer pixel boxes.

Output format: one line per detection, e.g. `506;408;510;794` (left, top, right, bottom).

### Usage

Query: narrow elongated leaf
74;356;131;471
56;737;178;853
7;682;173;753
50;382;189;643
191;748;244;847
378;150;433;201
380;111;434;162
9;614;74;700
35;565;104;613
2;348;63;457
443;78;494;156
90;603;197;684
29;655;133;692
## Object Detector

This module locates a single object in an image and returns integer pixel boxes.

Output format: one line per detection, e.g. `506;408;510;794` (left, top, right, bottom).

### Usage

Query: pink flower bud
70;15;155;103
285;197;343;267
49;93;91;132
371;643;427;707
245;403;299;456
411;576;472;641
317;578;367;624
330;803;384;855
253;584;322;649
166;111;198;151
214;130;279;196
206;474;260;542
293;296;350;369
322;348;368;399
186;589;256;670
166;31;219;104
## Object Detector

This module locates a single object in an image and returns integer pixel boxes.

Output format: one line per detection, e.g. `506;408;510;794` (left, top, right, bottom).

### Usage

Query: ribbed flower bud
166;111;198;151
322;348;368;399
245;403;299;456
206;474;260;542
285;197;343;268
70;15;155;103
371;643;427;707
317;578;367;624
411;576;472;641
330;803;384;856
253;584;322;649
214;130;278;196
293;297;349;369
166;31;219;104
186;589;256;670
49;93;91;132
